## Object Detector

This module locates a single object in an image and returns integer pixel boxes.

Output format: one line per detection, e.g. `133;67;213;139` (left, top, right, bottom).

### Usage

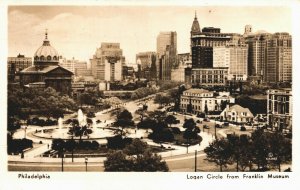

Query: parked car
203;125;210;129
223;122;229;126
196;120;202;124
203;118;210;122
240;126;247;131
215;124;222;128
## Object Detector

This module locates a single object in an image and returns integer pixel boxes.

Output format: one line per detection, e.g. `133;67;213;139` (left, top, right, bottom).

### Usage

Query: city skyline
8;6;292;64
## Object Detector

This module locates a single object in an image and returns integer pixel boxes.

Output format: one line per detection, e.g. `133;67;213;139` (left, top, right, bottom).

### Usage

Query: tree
251;129;269;170
115;109;134;137
104;150;133;171
268;132;292;172
124;138;148;155
204;138;232;172
168;85;186;111
227;134;252;172
182;118;200;151
183;118;196;131
7;117;21;134
135;108;147;122
154;94;171;107
165;115;177;128
137;118;157;129
148;110;167;123
150;54;157;80
106;135;132;149
104;139;169;172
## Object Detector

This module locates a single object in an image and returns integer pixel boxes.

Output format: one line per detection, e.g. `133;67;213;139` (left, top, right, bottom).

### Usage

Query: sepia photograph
6;4;294;174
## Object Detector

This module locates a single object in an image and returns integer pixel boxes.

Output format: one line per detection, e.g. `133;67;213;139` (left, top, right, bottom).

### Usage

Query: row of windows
34;56;58;61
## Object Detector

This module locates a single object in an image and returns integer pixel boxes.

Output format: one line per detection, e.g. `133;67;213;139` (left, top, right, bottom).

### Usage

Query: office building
245;32;271;80
190;13;243;69
7;54;32;82
156;31;177;80
188;67;228;86
265;33;292;83
180;88;235;114
90;43;125;81
213;45;248;81
267;88;292;131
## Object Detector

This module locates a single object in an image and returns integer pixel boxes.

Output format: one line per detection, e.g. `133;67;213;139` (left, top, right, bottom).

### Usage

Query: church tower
191;11;201;36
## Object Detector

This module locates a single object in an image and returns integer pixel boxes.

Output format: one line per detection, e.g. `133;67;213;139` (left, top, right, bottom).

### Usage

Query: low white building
180;88;235;114
220;104;254;123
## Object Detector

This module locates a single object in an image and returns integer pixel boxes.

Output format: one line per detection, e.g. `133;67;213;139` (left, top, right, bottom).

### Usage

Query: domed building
19;31;73;94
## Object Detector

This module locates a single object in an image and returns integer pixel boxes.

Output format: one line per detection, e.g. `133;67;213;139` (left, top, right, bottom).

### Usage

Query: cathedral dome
34;30;59;65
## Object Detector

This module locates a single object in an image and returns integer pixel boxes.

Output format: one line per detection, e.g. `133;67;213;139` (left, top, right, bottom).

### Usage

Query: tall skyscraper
156;31;177;80
136;52;156;70
245;33;271;79
213;45;248;81
136;51;157;80
265;33;292;83
190;13;243;69
90;43;125;81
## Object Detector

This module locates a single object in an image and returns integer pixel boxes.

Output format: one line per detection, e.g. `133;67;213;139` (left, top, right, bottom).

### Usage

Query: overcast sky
8;6;292;63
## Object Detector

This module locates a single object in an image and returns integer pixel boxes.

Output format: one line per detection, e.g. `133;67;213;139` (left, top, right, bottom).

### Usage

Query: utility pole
194;150;197;172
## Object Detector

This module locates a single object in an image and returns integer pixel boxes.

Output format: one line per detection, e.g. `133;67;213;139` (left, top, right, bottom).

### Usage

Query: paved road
8;151;208;172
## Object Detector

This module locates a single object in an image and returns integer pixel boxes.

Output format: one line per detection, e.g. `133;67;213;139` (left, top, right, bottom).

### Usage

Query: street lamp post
85;157;88;172
71;135;74;163
24;126;27;138
61;148;64;172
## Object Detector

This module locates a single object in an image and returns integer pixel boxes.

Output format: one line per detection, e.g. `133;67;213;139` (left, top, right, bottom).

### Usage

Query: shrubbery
106;135;133;149
7;135;33;154
51;139;100;151
27;117;57;126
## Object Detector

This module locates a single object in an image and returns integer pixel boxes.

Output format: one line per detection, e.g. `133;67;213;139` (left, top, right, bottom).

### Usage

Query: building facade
136;52;157;80
180;88;235;114
136;52;156;70
59;57;76;73
90;43;125;81
220;104;254;123
265;33;292;83
19;31;73;94
156;31;177;80
267;88;292;131
188;67;228;86
245;33;270;79
213;45;248;81
190;14;243;69
74;61;92;77
7;54;32;82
